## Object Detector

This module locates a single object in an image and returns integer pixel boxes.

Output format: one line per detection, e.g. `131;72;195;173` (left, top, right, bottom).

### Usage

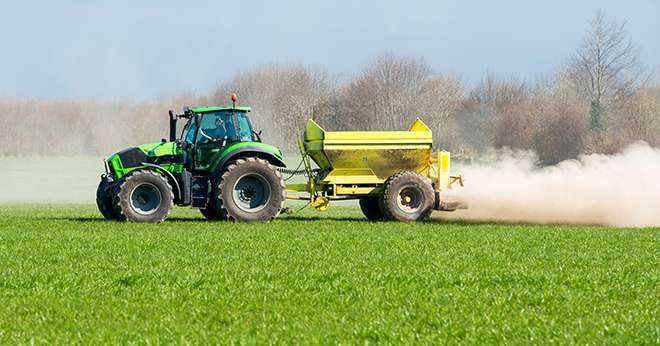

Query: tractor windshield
196;111;253;143
180;110;253;145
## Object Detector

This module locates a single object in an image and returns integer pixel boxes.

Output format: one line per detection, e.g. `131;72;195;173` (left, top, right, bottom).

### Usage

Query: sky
1;0;659;100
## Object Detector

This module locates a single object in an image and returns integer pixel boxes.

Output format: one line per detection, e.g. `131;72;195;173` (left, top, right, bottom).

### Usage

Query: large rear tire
379;171;434;222
111;170;173;223
96;177;116;220
215;157;285;222
359;197;384;221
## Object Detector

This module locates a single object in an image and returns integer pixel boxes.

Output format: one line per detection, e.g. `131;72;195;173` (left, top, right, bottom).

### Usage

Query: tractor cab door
192;112;236;171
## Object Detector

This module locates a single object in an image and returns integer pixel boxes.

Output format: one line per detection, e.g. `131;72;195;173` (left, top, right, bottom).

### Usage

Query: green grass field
0;204;657;344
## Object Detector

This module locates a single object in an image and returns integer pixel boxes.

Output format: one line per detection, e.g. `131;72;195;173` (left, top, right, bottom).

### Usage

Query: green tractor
97;95;287;223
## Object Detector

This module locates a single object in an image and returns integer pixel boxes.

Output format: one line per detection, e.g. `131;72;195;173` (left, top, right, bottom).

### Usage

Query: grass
0;204;657;344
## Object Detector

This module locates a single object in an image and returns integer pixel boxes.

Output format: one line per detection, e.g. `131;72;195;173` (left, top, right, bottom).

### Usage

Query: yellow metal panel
440;151;450;189
324;173;384;185
408;118;432;132
323;144;431;150
429;151;451;190
302;117;433;182
285;183;310;193
305;119;325;141
324;131;432;141
324;149;430;180
333;185;382;196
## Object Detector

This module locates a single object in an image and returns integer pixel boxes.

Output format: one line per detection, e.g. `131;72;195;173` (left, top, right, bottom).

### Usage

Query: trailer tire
216;157;285;222
359;197;384;221
111;169;173;223
380;171;434;222
96;177;117;220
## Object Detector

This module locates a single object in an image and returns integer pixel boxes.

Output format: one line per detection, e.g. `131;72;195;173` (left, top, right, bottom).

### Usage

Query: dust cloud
442;142;660;227
0;157;102;203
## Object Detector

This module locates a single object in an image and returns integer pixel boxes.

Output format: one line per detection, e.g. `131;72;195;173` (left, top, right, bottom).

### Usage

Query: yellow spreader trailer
286;118;465;221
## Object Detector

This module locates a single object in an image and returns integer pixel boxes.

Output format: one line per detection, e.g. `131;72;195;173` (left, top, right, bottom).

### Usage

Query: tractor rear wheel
96;177;117;220
379;171;434;222
111;169;173;223
359;197;384;221
216;157;285;222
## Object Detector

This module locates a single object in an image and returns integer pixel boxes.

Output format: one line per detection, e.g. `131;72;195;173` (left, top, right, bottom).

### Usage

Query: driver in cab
198;114;234;144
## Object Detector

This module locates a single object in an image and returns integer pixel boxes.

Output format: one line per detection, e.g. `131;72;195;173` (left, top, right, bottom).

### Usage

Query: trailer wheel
216;157;285;222
111;169;173;223
359;197;384;221
380;171;434;222
96;177;117;220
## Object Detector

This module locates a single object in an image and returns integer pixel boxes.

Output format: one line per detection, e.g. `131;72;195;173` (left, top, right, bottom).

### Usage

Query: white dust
442;142;660;227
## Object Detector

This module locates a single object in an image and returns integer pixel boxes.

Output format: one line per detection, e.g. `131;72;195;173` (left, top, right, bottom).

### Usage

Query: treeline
1;12;658;164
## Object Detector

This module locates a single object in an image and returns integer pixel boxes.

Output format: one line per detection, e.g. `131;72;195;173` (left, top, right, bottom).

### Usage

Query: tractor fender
140;162;182;201
211;147;286;178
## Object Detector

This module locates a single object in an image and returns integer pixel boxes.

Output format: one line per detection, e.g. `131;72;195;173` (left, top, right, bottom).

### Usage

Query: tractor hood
105;141;184;179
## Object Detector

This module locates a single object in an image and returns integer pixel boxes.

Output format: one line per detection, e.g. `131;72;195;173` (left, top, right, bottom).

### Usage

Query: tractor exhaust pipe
168;110;177;142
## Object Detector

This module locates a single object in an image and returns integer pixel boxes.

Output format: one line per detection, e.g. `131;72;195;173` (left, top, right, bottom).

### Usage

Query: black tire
200;179;228;220
111;170;174;223
200;200;226;220
359;197;384;221
216;157;285;222
379;171;434;222
200;208;223;220
96;177;116;220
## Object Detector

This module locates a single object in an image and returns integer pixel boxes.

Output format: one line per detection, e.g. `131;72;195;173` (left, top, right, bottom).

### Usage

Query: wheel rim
129;183;162;215
396;186;422;213
232;173;271;212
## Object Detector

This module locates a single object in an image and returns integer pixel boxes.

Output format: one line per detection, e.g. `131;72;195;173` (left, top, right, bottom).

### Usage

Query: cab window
196;112;233;143
181;117;197;144
237;113;253;141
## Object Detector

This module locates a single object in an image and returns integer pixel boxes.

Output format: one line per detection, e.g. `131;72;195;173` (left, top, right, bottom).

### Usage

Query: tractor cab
169;94;273;173
178;106;259;171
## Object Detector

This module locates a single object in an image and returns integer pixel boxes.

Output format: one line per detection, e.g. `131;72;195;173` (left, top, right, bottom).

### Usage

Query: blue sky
1;0;658;100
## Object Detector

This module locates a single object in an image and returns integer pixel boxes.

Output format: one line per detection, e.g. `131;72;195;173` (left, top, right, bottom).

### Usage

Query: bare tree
531;92;589;165
417;74;464;148
333;54;465;150
458;75;529;152
568;11;648;134
337;53;432;131
616;87;660;146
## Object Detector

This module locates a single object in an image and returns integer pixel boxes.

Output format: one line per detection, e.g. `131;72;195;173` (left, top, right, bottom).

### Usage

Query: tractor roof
189;106;251;113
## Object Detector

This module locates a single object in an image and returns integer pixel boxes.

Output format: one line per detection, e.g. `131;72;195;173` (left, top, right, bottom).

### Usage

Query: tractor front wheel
111;170;173;223
216;157;285;222
96;177;117;220
379;171;434;222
